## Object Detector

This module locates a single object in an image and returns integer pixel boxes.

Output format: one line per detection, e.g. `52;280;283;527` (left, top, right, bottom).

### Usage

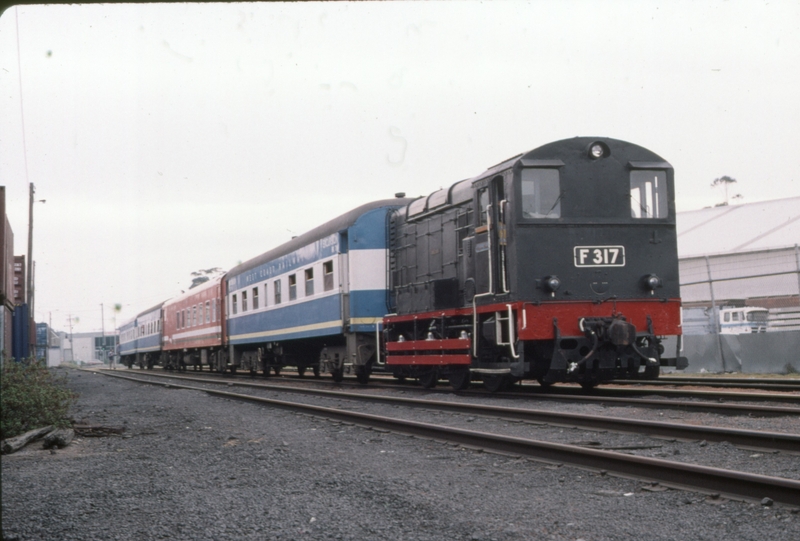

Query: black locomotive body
384;137;687;391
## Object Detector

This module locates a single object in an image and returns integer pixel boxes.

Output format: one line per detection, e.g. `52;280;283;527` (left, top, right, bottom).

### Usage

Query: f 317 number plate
574;246;625;267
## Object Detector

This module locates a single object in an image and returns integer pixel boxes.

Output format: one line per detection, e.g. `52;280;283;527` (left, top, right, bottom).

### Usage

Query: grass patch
1;361;78;440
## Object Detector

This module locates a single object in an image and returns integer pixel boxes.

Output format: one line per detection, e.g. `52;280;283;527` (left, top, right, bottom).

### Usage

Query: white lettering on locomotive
573;245;625;267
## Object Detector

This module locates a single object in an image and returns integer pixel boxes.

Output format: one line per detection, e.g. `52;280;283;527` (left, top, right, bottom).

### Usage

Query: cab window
521;168;561;219
478;188;490;226
630;170;668;218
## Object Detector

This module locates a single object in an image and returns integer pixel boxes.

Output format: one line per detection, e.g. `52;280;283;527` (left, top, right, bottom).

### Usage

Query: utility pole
101;303;106;365
67;314;74;363
27;183;33;308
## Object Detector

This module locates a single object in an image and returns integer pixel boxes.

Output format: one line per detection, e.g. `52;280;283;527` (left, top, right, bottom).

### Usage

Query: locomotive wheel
482;374;509;393
642;365;660;379
355;367;370;385
448;368;470;391
313;365;320;378
418;370;438;389
273;367;281;376
579;380;598;390
229;367;237;375
298;366;306;378
262;366;271;377
331;369;344;383
536;378;552;390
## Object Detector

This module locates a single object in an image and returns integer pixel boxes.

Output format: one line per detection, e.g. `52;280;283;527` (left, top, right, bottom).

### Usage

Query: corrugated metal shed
677;196;800;258
676;197;800;308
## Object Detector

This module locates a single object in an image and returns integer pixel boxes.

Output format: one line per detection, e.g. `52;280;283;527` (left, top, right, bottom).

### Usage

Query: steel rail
658;376;800;386
97;370;800;453
514;385;800;404
95;370;800;507
605;379;800;392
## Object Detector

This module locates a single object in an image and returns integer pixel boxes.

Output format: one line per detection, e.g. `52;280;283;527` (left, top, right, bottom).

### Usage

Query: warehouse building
674;196;800;373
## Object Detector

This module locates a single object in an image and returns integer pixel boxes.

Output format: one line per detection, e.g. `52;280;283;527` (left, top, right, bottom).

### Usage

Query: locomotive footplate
543;315;662;383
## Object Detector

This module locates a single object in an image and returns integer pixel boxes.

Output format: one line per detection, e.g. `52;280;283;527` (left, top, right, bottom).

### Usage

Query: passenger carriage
118;317;138;369
224;198;413;380
162;277;226;371
131;302;165;370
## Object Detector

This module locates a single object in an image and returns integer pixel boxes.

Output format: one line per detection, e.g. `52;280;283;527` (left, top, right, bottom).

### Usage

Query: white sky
1;1;798;333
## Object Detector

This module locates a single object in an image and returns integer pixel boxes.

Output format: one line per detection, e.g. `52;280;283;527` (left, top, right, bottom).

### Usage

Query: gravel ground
119;371;800;480
2;368;798;541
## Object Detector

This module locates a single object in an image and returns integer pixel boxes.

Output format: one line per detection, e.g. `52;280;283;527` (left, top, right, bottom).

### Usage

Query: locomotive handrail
472;203;495;358
506;304;520;359
499;199;510;294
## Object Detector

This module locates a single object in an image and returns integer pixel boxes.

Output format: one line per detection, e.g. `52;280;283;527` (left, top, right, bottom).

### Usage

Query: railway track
606;378;800;393
114;366;800;416
362;372;800;401
95;369;800;506
100;369;800;452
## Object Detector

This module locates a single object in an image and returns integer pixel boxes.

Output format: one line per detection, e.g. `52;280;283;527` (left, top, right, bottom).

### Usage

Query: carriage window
252;288;259;310
205;301;211;323
630;170;668;218
232;294;238;315
521;168;561;219
198;303;204;324
289;274;297;301
323;261;334;291
305;268;314;296
242;290;248;312
274;280;282;305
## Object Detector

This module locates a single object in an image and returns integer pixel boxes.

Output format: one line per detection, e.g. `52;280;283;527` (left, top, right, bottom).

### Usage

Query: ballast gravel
2;368;798;541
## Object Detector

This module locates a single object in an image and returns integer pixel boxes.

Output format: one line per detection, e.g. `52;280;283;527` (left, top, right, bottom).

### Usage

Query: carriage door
474;176;506;295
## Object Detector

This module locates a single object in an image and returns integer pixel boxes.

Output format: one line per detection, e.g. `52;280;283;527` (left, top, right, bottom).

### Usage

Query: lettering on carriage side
574;245;625;267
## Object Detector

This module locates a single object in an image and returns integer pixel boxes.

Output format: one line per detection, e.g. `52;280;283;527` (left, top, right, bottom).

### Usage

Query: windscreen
521;168;561;219
630;170;668;218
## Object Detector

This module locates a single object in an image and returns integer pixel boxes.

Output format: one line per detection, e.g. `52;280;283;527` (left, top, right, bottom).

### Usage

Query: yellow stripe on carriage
349;317;383;325
229;319;343;341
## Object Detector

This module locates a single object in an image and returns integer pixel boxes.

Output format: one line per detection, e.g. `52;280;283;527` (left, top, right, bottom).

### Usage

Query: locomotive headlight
643;274;662;291
545;275;561;293
587;141;610;159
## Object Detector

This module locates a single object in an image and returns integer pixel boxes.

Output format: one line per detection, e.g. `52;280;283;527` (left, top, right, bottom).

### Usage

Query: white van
719;307;769;334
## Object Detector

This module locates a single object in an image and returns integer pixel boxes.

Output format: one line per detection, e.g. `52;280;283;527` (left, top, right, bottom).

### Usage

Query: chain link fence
669;245;800;373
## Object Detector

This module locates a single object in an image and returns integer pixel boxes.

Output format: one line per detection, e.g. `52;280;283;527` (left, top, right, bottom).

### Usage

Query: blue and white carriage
225;198;411;381
118;302;165;369
118;317;138;368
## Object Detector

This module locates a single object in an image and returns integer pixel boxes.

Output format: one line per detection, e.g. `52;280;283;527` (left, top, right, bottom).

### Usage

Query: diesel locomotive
383;137;687;390
118;137;687;390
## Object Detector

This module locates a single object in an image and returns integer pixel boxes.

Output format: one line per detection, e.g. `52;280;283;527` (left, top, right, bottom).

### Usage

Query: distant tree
711;175;742;206
189;267;223;289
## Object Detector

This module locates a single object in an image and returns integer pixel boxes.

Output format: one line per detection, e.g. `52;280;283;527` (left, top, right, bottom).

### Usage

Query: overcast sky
1;1;798;334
